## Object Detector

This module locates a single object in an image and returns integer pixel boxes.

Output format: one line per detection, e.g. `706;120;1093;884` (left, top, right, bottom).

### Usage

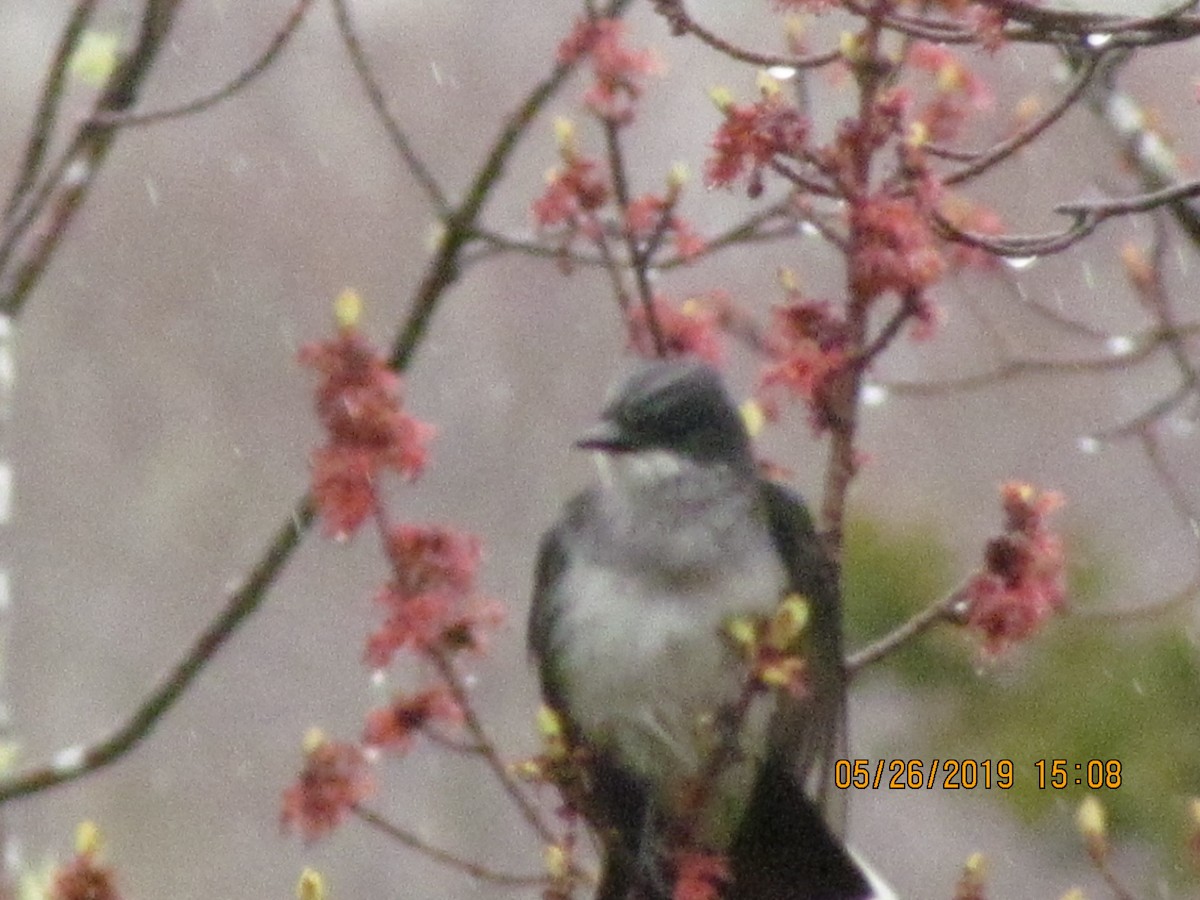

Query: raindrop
53;744;86;773
430;61;444;85
370;669;387;688
767;65;798;80
1077;435;1100;455
144;176;159;206
1004;255;1038;270
1105;334;1135;357
861;383;888;408
1086;33;1114;48
800;221;820;238
1131;678;1144;696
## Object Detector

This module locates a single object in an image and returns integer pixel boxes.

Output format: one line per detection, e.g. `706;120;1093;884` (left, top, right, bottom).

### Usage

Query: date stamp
833;759;1123;790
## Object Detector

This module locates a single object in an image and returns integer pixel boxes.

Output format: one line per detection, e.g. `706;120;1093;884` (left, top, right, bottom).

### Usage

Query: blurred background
0;1;1198;897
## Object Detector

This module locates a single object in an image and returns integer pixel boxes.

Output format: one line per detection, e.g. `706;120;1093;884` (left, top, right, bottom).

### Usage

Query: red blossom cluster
532;154;610;241
627;295;724;364
908;42;993;142
557;17;664;124
363;684;464;753
281;736;375;842
366;523;504;668
849;194;946;303
705;94;809;197
50;850;121;900
299;323;432;539
758;299;849;431
963;482;1067;657
287;299;504;840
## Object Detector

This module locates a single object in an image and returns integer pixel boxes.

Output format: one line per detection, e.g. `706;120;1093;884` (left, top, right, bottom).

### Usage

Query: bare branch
329;0;449;214
91;0;317;128
354;806;554;888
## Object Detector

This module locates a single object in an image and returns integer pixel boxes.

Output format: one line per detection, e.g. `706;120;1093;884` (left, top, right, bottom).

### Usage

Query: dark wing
758;480;848;825
726;481;873;899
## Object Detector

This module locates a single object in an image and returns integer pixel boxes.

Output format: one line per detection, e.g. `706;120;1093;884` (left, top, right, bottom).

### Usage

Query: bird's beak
575;420;632;453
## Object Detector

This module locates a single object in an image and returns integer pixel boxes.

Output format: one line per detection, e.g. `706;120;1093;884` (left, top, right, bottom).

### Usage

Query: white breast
553;527;787;841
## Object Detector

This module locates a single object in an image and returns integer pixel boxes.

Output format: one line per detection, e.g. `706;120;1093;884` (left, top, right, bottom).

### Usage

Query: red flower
849;194;946;301
51;853;120;900
532;155;609;232
363;685;464;753
558;18;663;124
673;850;729;900
964;482;1066;657
281;738;375;843
627;296;723;365
300;329;432;539
758;301;849;431
705;97;809;195
365;524;504;667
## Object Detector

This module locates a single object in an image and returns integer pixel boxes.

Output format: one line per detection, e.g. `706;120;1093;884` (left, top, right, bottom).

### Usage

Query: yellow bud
545;843;570;880
75;821;101;856
936;62;963;93
740;399;766;439
907;121;929;148
725;615;758;650
756;70;782;99
69;31;120;86
0;741;19;775
553;117;578;158
963;852;985;876
777;267;800;293
783;15;805;45
511;758;545;780
1189;797;1200;827
839;32;865;64
297;868;325;900
767;594;809;649
708;86;734;112
1059;889;1085;900
1076;795;1107;860
333;289;362;330
667;162;690;192
759;656;804;690
537;705;565;741
302;726;328;755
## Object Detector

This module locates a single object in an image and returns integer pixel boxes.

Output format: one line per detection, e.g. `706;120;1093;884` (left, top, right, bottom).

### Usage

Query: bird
528;359;889;900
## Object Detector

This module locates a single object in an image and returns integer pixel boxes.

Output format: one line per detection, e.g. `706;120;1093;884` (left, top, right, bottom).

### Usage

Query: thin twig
91;0;317;128
846;585;968;676
0;496;314;804
354;805;552;888
3;0;101;220
329;0;448;214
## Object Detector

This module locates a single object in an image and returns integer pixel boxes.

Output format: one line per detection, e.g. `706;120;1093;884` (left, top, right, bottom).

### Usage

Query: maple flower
364;524;504;666
627;296;724;364
705;95;809;196
624;192;707;260
281;736;375;842
673;850;730;900
758;300;849;430
362;684;464;753
849;194;946;302
300;315;433;539
532;155;610;236
558;17;663;124
964;482;1066;657
50;827;120;900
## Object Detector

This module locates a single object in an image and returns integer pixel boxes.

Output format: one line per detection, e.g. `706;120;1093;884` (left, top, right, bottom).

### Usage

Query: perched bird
529;360;888;899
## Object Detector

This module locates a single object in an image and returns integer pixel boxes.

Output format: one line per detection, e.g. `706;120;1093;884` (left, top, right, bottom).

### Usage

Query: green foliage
844;518;1200;874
